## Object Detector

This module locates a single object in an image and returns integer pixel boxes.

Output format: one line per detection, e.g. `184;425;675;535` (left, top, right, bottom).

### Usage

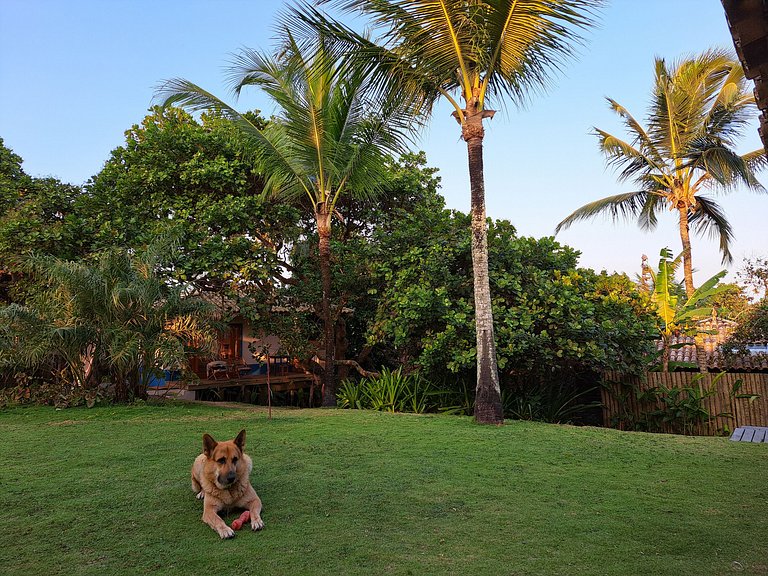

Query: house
187;319;289;379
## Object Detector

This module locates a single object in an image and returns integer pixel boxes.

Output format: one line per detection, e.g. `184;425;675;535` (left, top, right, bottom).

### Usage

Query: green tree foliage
737;255;768;301
365;201;657;396
0;138;85;303
292;0;603;424
723;255;768;357
725;301;768;351
83;107;299;303
700;282;751;320
263;152;444;377
0;244;219;404
158;36;421;405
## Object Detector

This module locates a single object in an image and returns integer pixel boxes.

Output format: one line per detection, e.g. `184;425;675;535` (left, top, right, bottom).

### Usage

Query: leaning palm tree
557;50;765;298
157;35;419;406
287;0;602;424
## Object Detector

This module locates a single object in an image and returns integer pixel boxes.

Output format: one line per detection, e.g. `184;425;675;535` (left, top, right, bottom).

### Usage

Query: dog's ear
203;433;217;458
234;429;246;451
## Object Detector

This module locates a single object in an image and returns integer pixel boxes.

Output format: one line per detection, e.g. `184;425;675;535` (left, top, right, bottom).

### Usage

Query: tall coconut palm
287;0;602;423
157;35;418;406
556;50;765;298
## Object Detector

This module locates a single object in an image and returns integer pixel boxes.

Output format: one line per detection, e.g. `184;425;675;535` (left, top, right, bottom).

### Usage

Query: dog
191;429;264;539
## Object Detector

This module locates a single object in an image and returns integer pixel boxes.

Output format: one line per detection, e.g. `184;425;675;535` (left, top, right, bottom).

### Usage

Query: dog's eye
232;456;238;464
217;457;226;464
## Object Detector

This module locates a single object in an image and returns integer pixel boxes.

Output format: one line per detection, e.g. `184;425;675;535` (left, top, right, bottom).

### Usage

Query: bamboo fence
601;371;768;436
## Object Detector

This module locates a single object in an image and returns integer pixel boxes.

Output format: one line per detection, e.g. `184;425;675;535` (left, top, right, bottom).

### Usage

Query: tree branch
334;359;380;378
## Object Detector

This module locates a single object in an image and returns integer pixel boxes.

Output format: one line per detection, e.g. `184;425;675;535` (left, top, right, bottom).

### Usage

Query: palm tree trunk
316;206;336;407
677;205;707;372
678;205;695;298
463;111;503;425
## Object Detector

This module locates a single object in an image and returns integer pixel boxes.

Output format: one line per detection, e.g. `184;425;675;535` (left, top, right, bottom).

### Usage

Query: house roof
660;315;768;370
722;0;768;152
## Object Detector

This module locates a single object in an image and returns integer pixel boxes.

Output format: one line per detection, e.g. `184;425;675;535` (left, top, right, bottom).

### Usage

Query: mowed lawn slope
1;403;765;576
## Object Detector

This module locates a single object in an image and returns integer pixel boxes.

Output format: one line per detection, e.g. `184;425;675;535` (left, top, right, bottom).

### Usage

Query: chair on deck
234;357;253;378
206;361;228;380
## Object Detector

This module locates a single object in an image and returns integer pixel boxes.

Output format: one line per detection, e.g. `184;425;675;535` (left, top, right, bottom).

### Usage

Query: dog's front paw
196;490;205;500
251;515;264;531
218;526;236;539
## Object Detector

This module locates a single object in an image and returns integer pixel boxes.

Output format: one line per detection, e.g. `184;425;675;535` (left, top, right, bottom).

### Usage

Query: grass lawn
1;402;766;576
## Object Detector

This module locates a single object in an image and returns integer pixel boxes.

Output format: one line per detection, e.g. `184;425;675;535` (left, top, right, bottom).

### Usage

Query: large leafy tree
0;138;85;303
365;203;656;401
158;35;419;406
289;0;602;423
556;50;765;298
83;107;298;303
270;152;444;379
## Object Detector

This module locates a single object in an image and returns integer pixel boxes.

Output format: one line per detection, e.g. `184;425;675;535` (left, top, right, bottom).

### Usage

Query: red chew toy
231;510;251;530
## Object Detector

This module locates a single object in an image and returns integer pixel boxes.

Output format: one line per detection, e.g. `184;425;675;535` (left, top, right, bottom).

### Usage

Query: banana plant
649;248;728;371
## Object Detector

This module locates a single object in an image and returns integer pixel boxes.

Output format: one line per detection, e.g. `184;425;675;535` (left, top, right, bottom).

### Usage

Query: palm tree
556;50;765;298
157;35;418;406
287;0;602;423
0;244;218;403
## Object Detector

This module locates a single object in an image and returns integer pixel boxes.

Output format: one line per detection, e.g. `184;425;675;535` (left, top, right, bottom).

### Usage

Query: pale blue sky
1;0;765;284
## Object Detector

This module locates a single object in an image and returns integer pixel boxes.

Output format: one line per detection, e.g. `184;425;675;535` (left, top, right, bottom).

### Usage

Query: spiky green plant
0;244;218;403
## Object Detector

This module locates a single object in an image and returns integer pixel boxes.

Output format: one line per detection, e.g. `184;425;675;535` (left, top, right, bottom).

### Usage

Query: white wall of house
241;322;283;364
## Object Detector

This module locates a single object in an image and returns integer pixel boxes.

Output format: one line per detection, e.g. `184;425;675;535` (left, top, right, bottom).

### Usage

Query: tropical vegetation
289;0;604;423
1;132;658;420
643;247;729;371
0;244;218;404
157;34;420;407
0;4;765;426
557;49;765;297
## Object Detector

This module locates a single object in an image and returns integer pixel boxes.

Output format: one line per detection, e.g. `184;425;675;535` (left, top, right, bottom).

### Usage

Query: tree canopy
83;106;299;302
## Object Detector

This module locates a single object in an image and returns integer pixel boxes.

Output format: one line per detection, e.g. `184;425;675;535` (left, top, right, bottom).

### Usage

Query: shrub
337;367;433;414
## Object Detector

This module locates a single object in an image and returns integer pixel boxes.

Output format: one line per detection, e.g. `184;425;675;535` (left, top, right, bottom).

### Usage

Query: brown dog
191;429;264;539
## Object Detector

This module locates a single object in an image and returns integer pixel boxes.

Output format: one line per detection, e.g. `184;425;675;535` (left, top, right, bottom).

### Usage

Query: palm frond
683;136;765;192
555;190;650;234
481;0;604;109
688;195;734;264
290;0;603;113
155;78;315;202
603;98;665;165
594;127;666;183
741;147;768;178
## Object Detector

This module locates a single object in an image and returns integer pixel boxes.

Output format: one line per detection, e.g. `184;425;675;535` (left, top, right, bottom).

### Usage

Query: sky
1;0;766;286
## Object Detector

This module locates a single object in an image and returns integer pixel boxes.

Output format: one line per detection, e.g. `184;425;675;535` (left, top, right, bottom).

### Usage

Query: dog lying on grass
191;429;264;539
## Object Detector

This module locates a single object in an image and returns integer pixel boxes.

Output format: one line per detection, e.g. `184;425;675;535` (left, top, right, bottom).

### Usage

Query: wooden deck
151;372;319;405
730;426;768;443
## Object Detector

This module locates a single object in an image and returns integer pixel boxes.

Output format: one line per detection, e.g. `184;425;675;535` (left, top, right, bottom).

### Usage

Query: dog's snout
225;471;236;484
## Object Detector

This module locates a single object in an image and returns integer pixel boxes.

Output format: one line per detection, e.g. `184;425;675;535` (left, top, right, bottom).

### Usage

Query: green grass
1;402;766;576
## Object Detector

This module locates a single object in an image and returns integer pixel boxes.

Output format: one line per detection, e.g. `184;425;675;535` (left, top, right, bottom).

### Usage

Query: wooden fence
601;371;768;436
